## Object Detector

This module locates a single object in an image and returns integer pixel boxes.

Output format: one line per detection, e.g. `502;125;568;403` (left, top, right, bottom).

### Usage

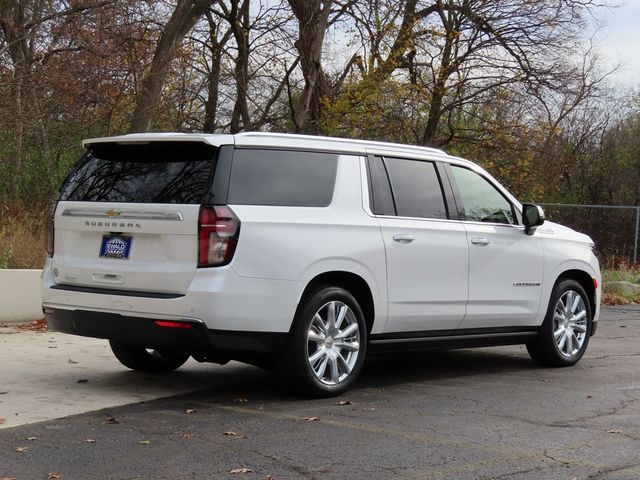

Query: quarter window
384;157;448;219
228;149;338;207
450;166;515;224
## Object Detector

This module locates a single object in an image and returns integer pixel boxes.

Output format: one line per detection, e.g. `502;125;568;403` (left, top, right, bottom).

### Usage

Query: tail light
198;206;240;267
45;202;57;257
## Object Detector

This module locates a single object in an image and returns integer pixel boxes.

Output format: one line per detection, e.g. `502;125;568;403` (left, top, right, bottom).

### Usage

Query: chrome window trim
370;213;525;230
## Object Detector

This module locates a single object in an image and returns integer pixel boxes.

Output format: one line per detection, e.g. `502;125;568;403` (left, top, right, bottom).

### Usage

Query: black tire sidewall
109;341;190;372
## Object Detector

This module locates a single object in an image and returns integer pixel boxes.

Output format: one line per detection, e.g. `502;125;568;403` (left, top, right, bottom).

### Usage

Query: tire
109;341;190;373
279;286;368;397
527;279;592;367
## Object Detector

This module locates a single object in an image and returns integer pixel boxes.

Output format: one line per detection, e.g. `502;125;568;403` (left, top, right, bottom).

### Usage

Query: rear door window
383;157;448;219
228;149;338;207
59;142;217;204
367;156;396;216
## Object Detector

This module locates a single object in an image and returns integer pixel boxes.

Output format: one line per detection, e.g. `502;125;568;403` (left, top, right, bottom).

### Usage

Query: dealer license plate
99;235;132;259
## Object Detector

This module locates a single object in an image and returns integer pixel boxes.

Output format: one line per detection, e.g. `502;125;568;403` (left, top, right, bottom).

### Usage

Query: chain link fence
539;203;640;267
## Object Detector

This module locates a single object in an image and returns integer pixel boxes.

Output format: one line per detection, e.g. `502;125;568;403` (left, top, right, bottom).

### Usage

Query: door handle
393;234;415;244
471;237;490;246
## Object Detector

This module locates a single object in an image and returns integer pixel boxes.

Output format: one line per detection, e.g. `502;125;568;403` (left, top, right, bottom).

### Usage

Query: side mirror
522;203;545;235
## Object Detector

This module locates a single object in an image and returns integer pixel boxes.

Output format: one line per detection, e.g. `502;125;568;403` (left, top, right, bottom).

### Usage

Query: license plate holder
99;235;132;259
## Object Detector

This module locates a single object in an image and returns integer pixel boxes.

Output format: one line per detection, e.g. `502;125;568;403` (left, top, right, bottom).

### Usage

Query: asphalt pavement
1;306;640;479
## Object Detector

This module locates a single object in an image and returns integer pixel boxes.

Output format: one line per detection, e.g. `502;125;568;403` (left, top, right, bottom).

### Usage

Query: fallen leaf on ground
0;417;5;424
223;431;238;436
67;358;78;364
302;416;320;422
263;475;275;480
104;416;119;424
17;319;47;331
229;468;253;474
318;468;330;473
140;440;150;445
180;433;194;439
234;397;248;403
608;429;623;434
26;436;38;441
85;438;96;444
77;379;89;383
336;400;353;406
15;446;28;452
185;409;196;414
48;474;61;479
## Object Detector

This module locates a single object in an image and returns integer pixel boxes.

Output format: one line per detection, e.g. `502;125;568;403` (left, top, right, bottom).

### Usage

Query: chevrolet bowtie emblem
105;209;121;218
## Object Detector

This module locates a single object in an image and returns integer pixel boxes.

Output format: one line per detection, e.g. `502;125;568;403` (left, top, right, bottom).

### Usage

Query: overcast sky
597;0;640;86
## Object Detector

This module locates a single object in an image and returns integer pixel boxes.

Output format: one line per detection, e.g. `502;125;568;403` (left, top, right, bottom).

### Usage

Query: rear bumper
44;307;287;355
41;259;299;333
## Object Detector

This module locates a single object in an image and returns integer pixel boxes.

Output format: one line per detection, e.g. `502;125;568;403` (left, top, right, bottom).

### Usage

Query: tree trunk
288;0;332;133
203;11;231;133
1;0;29;194
228;0;250;134
421;7;455;147
129;0;212;133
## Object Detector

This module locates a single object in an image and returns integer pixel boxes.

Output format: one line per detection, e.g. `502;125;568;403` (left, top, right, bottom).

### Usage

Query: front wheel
527;279;592;367
109;341;190;372
280;286;368;397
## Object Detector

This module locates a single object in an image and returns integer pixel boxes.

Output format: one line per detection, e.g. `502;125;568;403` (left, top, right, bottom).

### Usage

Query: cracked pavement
1;306;640;479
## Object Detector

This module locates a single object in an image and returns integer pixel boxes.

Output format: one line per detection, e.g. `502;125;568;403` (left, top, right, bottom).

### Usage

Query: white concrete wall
0;269;42;324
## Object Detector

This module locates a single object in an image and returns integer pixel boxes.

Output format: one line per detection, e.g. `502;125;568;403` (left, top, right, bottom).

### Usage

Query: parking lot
1;305;640;479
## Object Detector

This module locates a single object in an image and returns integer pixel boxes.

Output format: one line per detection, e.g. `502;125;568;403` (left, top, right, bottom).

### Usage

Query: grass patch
0;202;47;269
601;263;640;305
602;266;640;284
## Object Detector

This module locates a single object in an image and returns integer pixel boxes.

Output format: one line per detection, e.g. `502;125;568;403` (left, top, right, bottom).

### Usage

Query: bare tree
286;0;333;133
129;0;212;133
201;9;232;132
340;0;612;147
0;0;114;192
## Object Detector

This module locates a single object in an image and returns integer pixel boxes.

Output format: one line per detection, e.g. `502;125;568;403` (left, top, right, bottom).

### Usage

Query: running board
368;328;539;352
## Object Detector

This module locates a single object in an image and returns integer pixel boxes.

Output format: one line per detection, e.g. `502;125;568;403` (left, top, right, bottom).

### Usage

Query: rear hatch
52;141;219;295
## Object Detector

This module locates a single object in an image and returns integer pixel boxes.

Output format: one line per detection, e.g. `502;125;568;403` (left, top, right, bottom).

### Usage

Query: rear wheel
109;341;190;372
280;286;367;397
527;279;592;367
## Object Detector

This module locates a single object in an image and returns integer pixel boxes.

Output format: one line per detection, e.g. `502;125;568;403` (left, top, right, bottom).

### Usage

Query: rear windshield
59;142;217;204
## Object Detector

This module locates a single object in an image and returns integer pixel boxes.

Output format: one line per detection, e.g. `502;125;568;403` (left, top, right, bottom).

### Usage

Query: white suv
42;132;601;397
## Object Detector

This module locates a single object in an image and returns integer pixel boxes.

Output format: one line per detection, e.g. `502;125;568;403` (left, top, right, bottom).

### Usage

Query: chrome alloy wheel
306;301;361;385
553;290;588;357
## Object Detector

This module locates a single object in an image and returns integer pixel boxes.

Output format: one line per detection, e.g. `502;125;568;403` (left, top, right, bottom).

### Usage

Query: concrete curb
0;269;42;324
